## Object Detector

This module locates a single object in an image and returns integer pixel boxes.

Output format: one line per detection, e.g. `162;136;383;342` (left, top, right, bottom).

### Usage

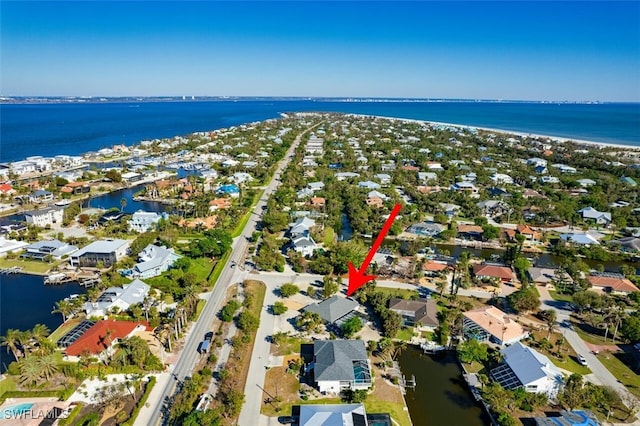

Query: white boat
55;199;72;206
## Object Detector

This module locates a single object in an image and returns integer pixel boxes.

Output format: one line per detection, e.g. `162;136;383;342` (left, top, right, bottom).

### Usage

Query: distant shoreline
342;113;640;151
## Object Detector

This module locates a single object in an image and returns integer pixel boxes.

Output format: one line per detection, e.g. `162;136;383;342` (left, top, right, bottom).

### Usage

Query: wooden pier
44;271;101;287
0;266;23;274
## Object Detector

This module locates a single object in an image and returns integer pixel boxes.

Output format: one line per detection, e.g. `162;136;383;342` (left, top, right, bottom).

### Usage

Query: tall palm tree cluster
0;324;59;387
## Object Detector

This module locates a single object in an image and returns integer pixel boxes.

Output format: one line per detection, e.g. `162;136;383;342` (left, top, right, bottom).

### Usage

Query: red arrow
347;203;402;296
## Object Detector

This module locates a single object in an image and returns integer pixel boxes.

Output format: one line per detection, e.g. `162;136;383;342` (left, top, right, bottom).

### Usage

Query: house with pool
311;340;372;394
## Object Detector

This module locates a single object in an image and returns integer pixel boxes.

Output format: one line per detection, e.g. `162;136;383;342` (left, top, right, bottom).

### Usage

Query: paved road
537;285;640;422
142;121;321;426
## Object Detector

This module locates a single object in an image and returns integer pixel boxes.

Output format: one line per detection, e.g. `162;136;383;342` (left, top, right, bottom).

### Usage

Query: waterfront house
473;263;514;283
491;342;563;397
128;244;181;279
578;207;612;225
0;236;30;257
406;222;446;237
457;224;484;240
559;231;603;246
299;404;373;426
24;206;64;228
516;224;540;241
70;239;130;268
312;340;372;394
30;190;54;203
587;273;640;295
61;181;91;195
303;295;360;327
128;210;166;233
83;279;151;317
463;306;528;346
121;171;144;184
527;267;573;288
388;298;439;330
64;319;148;362
21;239;78;261
608;236;640;253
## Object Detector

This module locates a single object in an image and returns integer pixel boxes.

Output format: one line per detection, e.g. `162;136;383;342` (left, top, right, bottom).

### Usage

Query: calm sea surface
1;100;639;162
0;274;85;371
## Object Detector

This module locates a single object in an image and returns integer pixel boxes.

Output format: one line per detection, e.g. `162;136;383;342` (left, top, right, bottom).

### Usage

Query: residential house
70;239;130;267
449;181;479;194
303;296;360;326
83;279;151;317
418;172;437;182
528;267;573;288
457;224;484;240
578;207;612;225
291;235;319;257
473;263;514;283
335;172;360;181
463;306;528;346
309;197;326;209
209;198;232;211
358;181;381;190
374;174;392;185
61;181;91;195
24;206;64;227
577;179;596;188
0;237;29;256
121;172;144;183
177;216;218;230
0;183;15;195
299;404;372;426
516;224;540;241
21;239;78;261
312;340;372;393
422;260;450;276
64;320;148;362
540;176;559;184
406;222;446;237
290;217;315;238
30;190;54;203
308;181;325;192
477;200;511;218
439;203;461;218
491;342;563;397
559;232;603;246
388;298;439;330
490;173;514;185
128;210;166;233
587;273;639;295
127;244;181;279
366;196;384;208
608;237;640;253
552;164;577;174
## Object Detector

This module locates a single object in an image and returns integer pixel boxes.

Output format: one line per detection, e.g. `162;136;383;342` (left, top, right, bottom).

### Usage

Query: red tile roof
65;320;143;357
587;276;639;294
422;261;449;272
473;264;514;281
0;184;14;193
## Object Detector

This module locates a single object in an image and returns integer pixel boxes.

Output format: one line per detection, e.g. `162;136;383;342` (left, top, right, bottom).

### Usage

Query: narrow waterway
0;273;86;372
398;346;488;426
81;184;168;213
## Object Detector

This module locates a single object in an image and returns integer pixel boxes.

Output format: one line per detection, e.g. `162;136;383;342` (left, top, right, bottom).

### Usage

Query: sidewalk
133;372;171;426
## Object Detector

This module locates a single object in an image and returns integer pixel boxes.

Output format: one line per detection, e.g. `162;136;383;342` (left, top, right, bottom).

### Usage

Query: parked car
578;354;588;366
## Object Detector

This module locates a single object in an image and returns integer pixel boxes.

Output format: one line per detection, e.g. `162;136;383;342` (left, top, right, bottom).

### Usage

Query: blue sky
1;1;639;101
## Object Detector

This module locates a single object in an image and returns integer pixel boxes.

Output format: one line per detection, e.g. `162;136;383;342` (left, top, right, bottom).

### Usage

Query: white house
578;207;612;225
291;236;319;257
491;342;563;397
358;181;380;190
128;210;166;233
83;279;151;317
313;340;372;394
24;206;64;228
374;174;392;185
128;244;181;279
490;173;514;185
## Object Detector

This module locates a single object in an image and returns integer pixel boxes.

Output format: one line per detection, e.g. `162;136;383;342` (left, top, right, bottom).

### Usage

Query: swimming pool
0;403;35;419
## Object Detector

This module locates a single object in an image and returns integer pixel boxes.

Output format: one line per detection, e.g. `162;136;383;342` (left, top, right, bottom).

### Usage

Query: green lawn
549;290;574;303
573;322;625;346
376;287;419;300
395;327;415;342
364;399;412;426
597;352;640;399
49;318;82;343
322;228;335;246
0;258;58;275
208;252;229;285
271;335;310;356
0;376;17;398
187;256;215;282
192;299;206;321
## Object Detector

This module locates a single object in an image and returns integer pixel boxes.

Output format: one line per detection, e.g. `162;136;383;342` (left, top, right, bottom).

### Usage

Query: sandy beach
344;113;640;151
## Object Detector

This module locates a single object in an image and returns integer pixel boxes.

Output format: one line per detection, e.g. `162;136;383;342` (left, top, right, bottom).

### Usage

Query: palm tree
17;356;42;387
0;329;23;360
30;324;51;354
52;300;73;323
37;353;59;381
120;197;127;212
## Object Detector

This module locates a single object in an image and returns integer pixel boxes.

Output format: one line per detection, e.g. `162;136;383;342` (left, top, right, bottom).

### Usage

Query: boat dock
0;266;23;274
44;271;101;287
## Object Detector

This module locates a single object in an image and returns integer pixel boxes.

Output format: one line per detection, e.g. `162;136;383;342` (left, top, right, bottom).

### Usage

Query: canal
82;184;168;214
0;273;86;372
398;346;489;426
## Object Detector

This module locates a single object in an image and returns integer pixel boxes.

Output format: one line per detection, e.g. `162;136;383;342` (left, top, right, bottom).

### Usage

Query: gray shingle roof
314;340;368;382
304;295;359;323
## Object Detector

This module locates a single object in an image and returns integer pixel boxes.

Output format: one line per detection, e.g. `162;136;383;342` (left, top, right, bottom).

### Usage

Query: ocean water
1;100;639;162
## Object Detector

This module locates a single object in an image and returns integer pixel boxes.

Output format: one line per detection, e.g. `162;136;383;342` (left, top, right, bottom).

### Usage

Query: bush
272;301;288;315
279;283;299;297
58;403;83;426
220;299;241;322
